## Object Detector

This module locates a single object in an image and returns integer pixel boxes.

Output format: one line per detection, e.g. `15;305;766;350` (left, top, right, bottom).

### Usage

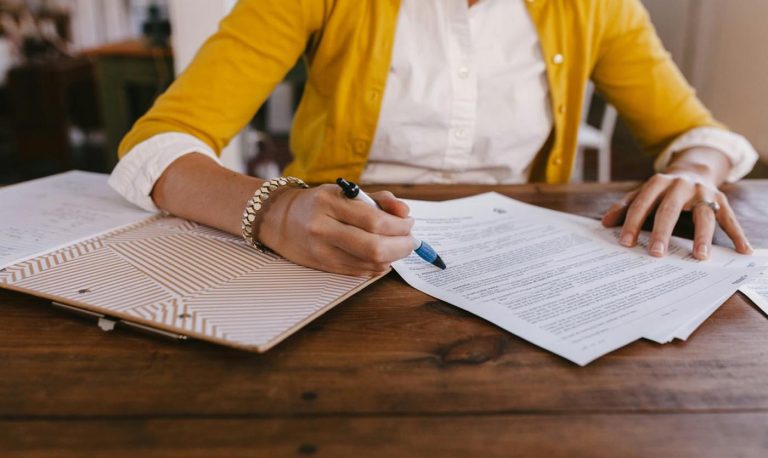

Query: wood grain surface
1;181;767;457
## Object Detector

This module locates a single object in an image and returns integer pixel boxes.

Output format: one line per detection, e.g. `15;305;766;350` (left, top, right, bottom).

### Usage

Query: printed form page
392;193;760;366
740;250;768;315
0;171;153;269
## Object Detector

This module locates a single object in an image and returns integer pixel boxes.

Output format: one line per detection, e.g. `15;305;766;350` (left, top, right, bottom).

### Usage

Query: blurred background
0;0;766;186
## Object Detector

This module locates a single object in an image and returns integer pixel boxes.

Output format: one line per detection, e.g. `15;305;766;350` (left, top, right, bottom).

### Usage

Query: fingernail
650;241;665;256
743;242;754;254
620;234;634;247
695;244;708;259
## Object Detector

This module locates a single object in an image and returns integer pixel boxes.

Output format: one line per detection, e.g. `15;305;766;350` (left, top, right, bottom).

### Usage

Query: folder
0;172;384;352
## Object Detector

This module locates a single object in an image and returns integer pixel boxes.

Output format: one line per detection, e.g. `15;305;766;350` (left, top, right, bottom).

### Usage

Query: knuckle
403;221;414;235
394;219;412;236
305;216;326;236
376;190;395;200
308;189;329;206
671;176;689;187
400;244;414;258
694;232;712;243
620;228;636;238
657;202;678;218
626;198;645;215
317;183;337;193
368;244;389;264
692;208;713;225
363;213;384;233
650;227;667;239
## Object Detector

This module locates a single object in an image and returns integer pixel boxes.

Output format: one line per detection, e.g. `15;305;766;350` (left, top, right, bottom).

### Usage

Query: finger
602;189;640;227
326;248;393;276
310;244;392;277
648;181;692;257
691;202;716;260
332;196;414;236
369;191;411;218
618;176;671;247
328;219;415;264
715;196;753;254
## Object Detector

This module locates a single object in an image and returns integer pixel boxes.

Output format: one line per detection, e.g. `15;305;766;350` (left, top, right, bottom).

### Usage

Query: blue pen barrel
414;241;438;263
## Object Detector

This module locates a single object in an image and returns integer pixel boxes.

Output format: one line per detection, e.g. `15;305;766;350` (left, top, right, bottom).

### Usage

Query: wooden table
2;181;768;457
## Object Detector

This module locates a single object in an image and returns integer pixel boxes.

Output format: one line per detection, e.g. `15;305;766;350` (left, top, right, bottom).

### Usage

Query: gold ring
693;200;721;214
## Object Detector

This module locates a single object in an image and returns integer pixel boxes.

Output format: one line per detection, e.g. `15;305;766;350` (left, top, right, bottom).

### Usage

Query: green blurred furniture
84;40;173;170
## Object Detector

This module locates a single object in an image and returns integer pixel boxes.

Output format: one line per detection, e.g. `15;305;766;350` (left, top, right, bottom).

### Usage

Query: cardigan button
552;53;564;65
557;104;566;115
552;157;563;166
353;139;370;155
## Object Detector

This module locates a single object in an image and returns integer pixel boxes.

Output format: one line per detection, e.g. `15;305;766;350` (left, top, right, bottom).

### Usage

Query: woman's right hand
257;184;416;276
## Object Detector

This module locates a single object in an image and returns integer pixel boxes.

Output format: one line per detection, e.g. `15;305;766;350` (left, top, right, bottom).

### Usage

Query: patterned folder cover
0;215;382;351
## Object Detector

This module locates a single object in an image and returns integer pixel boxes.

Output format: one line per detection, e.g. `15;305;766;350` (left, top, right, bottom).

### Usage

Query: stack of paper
392;192;763;366
740;250;768;316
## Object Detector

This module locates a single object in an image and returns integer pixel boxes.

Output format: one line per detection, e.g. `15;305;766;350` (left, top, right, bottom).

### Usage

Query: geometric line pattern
13;247;172;312
108;233;270;296
0;238;104;283
181;262;366;346
3;216;373;351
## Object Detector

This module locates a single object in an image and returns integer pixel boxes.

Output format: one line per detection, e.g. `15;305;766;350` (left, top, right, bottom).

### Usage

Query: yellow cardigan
119;0;721;184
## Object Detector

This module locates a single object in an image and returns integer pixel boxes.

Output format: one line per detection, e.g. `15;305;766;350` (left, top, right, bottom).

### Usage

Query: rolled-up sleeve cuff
108;133;221;212
653;127;759;183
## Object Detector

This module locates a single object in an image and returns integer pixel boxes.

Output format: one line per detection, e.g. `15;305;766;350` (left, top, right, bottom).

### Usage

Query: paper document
392;193;761;366
740;250;768;316
0;171;152;269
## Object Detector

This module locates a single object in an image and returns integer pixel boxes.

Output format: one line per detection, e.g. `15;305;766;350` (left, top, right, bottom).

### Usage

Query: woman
110;0;757;276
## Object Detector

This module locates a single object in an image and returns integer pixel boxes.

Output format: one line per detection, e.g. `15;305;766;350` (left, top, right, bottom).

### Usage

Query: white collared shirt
361;0;552;184
110;0;758;211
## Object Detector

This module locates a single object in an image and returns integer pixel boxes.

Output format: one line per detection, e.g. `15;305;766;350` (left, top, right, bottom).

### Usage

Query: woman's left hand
601;170;752;260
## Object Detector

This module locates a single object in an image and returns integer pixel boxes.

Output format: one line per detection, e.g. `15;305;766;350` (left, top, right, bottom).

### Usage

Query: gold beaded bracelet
241;176;309;252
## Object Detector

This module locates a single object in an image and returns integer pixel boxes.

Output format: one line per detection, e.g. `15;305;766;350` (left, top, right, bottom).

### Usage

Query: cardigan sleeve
117;0;321;159
590;0;724;155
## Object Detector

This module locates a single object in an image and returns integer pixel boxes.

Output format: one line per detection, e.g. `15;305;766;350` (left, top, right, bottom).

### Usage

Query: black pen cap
336;178;360;198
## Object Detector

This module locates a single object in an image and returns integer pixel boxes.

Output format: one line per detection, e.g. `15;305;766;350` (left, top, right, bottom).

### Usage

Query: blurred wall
168;0;245;173
168;0;236;74
643;0;768;160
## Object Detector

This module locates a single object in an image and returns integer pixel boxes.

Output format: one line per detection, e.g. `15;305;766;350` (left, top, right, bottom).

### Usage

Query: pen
336;178;446;270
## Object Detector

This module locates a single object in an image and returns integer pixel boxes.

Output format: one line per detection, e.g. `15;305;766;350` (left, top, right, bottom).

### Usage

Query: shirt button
457;66;470;79
552;53;564;65
454;128;466;138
